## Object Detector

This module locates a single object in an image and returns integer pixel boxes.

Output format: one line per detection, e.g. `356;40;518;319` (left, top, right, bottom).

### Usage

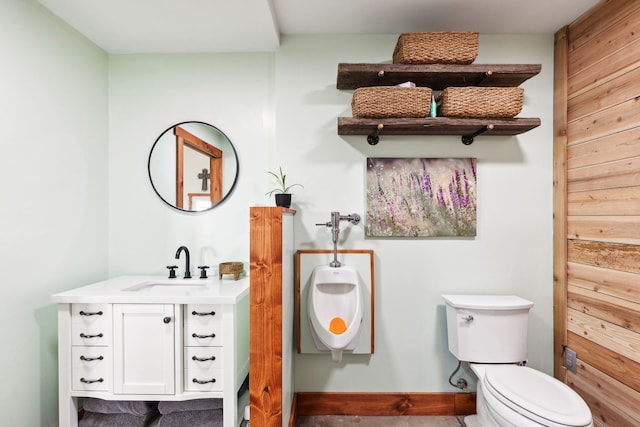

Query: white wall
0;1;108;425
275;35;554;392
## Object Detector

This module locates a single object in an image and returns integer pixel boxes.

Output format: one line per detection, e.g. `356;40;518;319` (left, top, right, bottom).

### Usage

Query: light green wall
107;52;275;276
0;1;108;426
1;1;555;423
275;34;554;391
107;33;554;393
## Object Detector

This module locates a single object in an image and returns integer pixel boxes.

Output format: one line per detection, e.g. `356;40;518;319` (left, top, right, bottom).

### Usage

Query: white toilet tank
443;294;534;363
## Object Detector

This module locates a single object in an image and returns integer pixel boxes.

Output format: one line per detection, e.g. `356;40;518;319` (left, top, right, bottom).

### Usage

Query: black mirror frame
148;121;240;213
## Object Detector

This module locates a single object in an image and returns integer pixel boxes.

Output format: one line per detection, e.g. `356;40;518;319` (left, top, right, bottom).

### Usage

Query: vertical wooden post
250;207;295;427
553;26;569;383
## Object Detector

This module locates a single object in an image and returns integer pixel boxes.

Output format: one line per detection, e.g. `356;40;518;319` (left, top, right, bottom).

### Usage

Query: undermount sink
123;280;210;293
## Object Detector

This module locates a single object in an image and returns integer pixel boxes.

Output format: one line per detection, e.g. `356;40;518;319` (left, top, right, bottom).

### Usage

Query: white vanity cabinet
52;276;250;427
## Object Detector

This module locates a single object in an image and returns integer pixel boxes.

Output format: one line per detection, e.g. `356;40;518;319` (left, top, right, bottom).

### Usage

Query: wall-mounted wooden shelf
336;62;541;144
338;117;541;145
337;63;541;90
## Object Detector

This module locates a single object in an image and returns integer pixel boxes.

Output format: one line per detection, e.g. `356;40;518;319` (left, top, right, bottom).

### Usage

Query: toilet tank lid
442;294;533;310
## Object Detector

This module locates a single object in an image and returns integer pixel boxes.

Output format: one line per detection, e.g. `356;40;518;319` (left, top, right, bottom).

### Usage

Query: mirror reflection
148;121;239;212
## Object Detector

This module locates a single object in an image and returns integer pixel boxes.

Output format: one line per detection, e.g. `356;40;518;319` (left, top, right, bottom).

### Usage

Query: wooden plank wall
555;1;640;426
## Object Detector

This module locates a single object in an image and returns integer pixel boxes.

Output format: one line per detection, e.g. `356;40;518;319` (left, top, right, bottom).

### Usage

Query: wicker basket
440;87;524;118
393;32;479;64
351;86;433;118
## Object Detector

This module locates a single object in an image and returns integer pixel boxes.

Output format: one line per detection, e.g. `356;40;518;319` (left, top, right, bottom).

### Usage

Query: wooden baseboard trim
295;392;476;417
289;393;298;427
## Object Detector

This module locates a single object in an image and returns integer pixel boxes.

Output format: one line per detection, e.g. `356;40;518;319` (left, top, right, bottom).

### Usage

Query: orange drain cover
329;317;347;334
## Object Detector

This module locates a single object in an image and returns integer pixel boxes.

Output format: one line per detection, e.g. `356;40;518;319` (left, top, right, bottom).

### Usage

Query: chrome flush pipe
316;212;361;268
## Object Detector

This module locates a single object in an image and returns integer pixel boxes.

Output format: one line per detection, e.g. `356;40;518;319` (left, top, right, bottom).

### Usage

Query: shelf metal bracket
367;123;384;145
461;124;494;145
476;70;493;86
374;70;385;85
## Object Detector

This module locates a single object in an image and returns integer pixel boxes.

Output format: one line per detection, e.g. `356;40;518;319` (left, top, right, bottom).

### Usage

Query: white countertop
51;275;250;304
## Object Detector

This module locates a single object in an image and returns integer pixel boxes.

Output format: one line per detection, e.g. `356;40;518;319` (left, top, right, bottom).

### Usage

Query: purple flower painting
366;158;477;237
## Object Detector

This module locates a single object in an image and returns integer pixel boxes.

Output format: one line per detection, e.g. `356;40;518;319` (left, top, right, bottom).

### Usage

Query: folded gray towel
158;398;223;414
79;411;158;427
83;398;158;416
158;409;223;427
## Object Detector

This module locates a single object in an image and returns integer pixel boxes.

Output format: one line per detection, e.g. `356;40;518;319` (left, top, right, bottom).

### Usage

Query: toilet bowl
308;265;363;362
467;364;592;427
443;294;593;427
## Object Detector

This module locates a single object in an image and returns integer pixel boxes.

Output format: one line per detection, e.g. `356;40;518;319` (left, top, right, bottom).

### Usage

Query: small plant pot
275;193;292;208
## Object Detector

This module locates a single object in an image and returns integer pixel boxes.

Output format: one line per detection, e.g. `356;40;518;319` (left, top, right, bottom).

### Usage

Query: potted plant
265;166;303;208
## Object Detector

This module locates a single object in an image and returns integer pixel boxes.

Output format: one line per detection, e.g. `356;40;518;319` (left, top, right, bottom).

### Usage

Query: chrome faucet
175;246;192;279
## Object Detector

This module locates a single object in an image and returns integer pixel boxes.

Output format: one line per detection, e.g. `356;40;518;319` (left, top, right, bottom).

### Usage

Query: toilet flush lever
462;315;474;322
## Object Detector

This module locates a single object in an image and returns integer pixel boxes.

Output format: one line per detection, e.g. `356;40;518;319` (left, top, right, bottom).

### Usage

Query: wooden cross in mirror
198;168;210;191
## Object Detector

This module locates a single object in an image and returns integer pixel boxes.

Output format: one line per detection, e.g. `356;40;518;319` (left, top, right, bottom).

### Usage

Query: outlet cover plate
565;347;577;374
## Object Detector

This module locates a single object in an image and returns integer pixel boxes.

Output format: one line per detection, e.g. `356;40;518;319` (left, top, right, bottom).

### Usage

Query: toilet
443;294;593;427
308;265;363;362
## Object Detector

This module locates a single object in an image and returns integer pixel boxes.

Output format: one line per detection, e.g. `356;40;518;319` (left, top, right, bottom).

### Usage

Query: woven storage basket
393;32;479;64
351;86;432;118
440;87;524;118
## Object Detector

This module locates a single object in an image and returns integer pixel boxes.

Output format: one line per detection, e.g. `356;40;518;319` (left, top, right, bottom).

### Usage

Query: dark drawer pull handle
79;310;103;316
192;355;216;362
192;333;215;339
192;378;216;384
191;310;216;316
80;333;104;339
80;355;104;362
80;378;104;384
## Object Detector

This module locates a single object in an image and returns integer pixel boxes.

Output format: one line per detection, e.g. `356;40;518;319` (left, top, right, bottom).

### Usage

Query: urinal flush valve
316;212;361;267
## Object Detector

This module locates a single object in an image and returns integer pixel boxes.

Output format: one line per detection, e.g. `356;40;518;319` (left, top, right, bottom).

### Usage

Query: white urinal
308;265;363;362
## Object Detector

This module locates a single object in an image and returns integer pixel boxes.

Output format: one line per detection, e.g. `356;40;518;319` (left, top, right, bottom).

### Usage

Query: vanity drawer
185;347;223;370
184;304;223;346
184;347;223;391
184;368;223;391
71;346;110;391
71;303;111;346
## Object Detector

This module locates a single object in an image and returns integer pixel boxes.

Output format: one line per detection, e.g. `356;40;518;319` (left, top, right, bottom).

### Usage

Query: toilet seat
483;365;592;427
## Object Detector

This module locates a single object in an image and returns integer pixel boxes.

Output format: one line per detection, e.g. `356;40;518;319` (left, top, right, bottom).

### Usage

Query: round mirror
148;121;239;212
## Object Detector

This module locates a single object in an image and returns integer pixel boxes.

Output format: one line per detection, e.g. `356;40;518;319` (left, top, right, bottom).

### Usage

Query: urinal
308;265;363;362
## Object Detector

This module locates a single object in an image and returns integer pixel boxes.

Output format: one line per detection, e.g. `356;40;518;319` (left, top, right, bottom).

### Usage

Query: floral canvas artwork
366;158;477;237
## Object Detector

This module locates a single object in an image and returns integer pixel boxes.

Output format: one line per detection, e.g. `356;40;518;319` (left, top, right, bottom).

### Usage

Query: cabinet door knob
163;317;172;324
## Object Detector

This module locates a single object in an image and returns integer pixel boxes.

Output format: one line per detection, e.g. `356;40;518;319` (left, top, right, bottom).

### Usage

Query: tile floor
297;415;466;426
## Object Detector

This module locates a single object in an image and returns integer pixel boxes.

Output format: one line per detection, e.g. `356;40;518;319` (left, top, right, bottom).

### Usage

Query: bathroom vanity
51;275;249;427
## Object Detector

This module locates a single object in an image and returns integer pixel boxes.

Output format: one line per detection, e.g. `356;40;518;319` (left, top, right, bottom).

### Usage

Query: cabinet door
113;304;175;395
